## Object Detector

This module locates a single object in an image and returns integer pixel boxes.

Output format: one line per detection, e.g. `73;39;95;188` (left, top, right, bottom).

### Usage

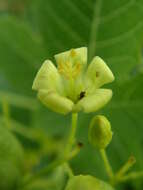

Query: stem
64;113;78;157
117;171;143;183
113;156;139;185
100;149;114;180
22;113;79;187
116;156;136;178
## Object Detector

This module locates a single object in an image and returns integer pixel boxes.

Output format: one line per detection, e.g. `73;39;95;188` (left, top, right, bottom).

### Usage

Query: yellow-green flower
32;47;114;114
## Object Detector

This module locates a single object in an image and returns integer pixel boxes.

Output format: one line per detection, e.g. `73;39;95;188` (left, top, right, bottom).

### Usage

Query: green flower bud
65;175;114;190
0;126;24;190
88;115;113;149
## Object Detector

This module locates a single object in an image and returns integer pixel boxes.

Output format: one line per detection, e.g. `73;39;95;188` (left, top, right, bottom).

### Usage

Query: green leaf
0;16;46;95
27;0;143;80
107;74;143;170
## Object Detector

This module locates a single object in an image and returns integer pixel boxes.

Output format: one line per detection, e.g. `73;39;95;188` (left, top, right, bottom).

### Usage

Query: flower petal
32;60;62;93
38;90;74;114
54;47;87;66
74;89;112;113
86;56;115;89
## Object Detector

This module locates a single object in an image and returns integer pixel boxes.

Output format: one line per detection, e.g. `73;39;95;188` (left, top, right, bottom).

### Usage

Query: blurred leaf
0;16;46;95
107;73;143;169
27;0;143;81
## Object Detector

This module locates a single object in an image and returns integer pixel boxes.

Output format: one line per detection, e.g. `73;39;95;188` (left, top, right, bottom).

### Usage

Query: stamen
57;49;82;79
72;62;81;77
70;49;76;57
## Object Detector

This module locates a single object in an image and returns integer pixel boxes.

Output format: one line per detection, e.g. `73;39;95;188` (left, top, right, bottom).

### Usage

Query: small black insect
79;91;86;100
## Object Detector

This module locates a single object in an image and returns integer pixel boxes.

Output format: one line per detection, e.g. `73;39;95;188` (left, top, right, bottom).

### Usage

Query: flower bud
88;115;112;149
65;175;114;190
0;126;24;190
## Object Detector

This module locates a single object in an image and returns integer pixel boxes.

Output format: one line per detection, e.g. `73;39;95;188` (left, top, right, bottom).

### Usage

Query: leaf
107;73;143;169
0;16;46;95
26;0;143;81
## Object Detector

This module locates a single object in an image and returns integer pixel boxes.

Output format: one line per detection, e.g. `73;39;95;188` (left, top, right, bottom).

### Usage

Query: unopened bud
88;115;113;149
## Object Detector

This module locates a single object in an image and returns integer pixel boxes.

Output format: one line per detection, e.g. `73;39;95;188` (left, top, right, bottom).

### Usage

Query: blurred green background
0;0;143;189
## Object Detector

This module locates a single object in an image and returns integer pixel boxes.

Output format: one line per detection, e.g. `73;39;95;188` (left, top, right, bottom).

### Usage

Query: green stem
117;171;143;183
100;149;114;180
22;113;79;187
116;156;136;178
64;113;78;157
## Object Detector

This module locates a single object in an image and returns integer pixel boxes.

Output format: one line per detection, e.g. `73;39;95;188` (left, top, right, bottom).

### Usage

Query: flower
32;47;114;114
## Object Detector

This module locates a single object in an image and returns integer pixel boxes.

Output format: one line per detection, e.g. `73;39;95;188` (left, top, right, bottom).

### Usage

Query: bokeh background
0;0;143;189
